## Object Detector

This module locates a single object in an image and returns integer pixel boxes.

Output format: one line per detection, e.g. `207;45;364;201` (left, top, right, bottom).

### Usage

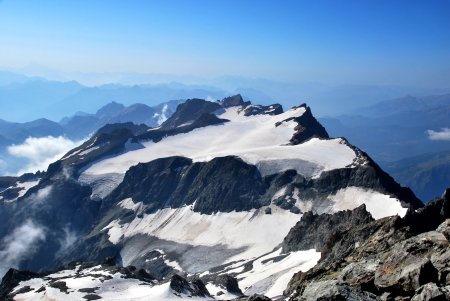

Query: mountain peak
220;94;249;108
95;101;126;119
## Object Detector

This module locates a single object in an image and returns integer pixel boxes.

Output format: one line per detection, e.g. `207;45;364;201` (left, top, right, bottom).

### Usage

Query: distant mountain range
0;99;184;175
320;93;450;202
2;69;449;121
384;148;450;202
0;70;228;122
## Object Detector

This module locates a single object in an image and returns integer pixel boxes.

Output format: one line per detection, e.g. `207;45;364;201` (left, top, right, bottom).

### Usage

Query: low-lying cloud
7;136;81;175
426;128;450;141
0;220;46;277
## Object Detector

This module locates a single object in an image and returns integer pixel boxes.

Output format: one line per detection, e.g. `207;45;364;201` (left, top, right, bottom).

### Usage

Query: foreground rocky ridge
284;189;450;301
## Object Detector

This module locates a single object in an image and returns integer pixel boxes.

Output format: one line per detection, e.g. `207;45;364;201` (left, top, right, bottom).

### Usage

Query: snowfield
11;265;208;301
82;106;357;178
105;204;302;266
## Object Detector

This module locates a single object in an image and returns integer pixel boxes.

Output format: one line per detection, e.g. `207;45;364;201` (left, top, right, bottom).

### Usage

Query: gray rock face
375;257;438;293
220;94;249;108
298;280;379;301
338;260;379;289
282;204;374;253
106;155;268;214
374;227;447;294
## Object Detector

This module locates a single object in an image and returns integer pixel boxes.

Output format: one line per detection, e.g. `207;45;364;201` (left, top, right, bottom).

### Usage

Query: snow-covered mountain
0;95;428;300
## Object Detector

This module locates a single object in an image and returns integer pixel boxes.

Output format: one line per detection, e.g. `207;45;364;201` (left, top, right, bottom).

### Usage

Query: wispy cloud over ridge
0;220;46;277
7;136;81;175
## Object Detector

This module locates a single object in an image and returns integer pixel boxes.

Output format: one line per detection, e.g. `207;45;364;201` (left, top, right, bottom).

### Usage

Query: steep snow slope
83;106;356;178
104;204;303;266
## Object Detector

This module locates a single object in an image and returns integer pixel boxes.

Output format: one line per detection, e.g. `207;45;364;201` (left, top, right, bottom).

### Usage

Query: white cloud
426;128;450;141
7;136;81;175
28;185;53;207
0;220;46;277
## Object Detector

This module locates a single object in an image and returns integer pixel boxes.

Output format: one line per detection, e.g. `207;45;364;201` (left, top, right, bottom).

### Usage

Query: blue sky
0;0;449;87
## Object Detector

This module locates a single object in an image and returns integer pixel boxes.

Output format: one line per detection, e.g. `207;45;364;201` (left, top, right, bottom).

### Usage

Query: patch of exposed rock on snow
1;180;39;203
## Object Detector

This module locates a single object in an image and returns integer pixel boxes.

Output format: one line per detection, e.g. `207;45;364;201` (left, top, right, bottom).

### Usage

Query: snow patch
236;248;321;298
329;186;408;219
118;198;143;212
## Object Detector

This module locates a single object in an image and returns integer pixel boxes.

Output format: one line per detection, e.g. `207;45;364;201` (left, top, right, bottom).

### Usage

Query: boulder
411;283;447;301
338;259;379;292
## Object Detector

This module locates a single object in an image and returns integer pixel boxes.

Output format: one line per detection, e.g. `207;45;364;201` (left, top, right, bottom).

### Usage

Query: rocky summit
0;95;447;301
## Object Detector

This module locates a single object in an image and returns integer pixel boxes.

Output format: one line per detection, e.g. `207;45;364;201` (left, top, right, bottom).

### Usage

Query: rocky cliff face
105;155;268;214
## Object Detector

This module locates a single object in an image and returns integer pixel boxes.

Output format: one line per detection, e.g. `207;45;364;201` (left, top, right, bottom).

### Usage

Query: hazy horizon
1;0;449;89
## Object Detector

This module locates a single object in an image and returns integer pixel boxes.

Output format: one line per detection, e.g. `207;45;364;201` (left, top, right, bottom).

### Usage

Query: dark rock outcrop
169;274;210;297
0;269;40;300
214;274;243;296
106;156;268;214
201;274;243;296
161;98;222;130
282;204;374;253
0;176;18;190
221;94;249;108
136;112;229;143
276;104;329;145
403;188;450;235
242;104;283;116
